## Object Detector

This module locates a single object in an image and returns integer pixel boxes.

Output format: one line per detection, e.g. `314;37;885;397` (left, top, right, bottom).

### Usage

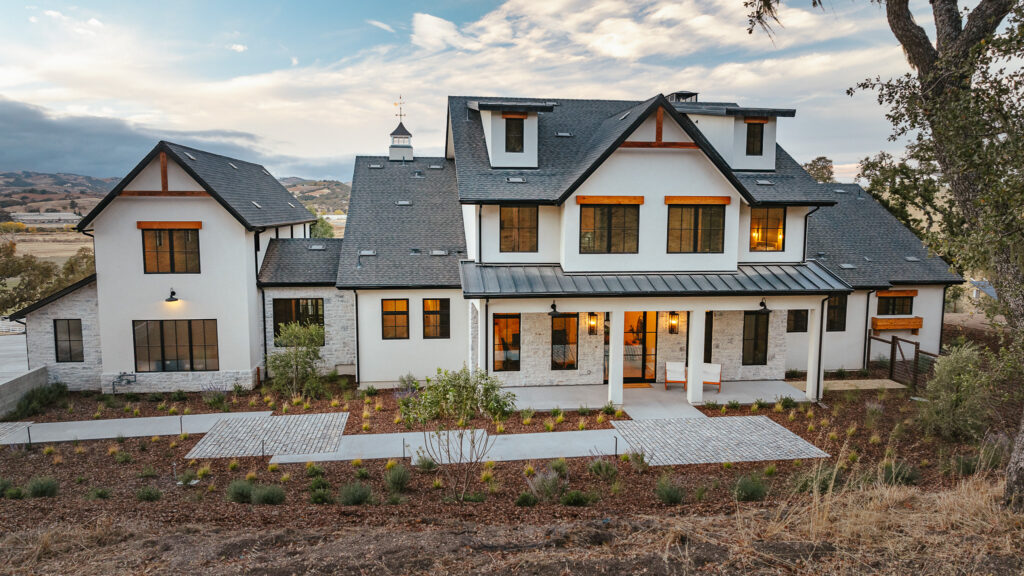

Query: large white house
10;91;961;406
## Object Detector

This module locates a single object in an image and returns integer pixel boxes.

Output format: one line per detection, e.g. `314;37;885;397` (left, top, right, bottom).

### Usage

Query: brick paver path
612;416;828;466
186;413;348;459
0;421;31;443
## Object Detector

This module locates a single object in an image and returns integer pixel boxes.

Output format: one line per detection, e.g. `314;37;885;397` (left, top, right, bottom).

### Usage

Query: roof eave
8;273;97;320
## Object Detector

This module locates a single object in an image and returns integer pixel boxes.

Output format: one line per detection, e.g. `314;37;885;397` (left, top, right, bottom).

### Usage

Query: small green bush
414;454;438;472
226;480;253;503
115;452;132;464
136;486;162;502
4;382;68;421
355;467;370;480
339;482;372;505
310;476;331;492
27;476;58;498
306;463;325;478
549;457;569;479
527;469;565;502
461;492;487;502
588;458;618;482
251;484;285;505
385;463;411;494
703;400;720;410
734;474;767;502
515;491;538;507
204;392;227;410
310;488;335;504
601;402;616;415
917;344;990;441
170;390;188;402
87;487;111;500
559;490;593;507
881;461;920;486
795;467;841;494
951;454;977;476
0;478;11;496
779;396;797;410
627;450;649;474
5;487;25;499
139;465;158;479
655;473;685;505
726;400;741;410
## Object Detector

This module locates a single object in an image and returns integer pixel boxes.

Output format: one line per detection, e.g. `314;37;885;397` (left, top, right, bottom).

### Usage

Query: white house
10;91;961;405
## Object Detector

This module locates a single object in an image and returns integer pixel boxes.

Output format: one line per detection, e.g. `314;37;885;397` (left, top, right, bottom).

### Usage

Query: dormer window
745;120;765;156
504;113;525;153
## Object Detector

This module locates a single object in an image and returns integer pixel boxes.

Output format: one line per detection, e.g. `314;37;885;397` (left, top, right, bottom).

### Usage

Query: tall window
142;229;200;273
499;205;538;252
787;310;808;333
877;296;913;315
749;207;785;252
505;117;524;153
381;299;409;340
133;319;218;372
746;122;764;156
423;298;450;339
667;205;725;253
827;294;848;332
53;319;83;362
742;312;769;365
580;205;639;254
272;298;324;343
551;314;578;370
493;314;520;371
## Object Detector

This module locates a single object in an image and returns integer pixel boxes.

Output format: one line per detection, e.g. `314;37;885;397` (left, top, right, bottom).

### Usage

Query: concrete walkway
0;411;272;444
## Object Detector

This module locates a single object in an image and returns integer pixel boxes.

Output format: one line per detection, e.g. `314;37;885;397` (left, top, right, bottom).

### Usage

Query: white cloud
227;43;248;53
366;19;395;33
28;16;37;23
291;56;299;66
42;9;66;20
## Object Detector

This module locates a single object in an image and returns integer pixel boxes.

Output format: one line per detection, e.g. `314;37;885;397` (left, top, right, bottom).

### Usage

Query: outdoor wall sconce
758;298;771;315
165;288;179;303
547;301;559;317
668;311;679;334
588;312;598;335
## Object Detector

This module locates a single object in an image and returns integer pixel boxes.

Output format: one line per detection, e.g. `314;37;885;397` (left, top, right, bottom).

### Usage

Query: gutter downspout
862;289;876;371
939;285;948;352
254;229;265;386
261;287;268;380
802;206;820;263
817;295;829;401
476;205;482;264
483;298;489;373
354;290;360;386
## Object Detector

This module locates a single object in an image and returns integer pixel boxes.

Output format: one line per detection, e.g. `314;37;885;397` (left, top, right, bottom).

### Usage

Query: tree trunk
1006;409;1024;510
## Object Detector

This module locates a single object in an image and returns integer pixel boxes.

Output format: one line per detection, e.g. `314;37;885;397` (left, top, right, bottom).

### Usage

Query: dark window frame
141;229;201;274
746;122;764;156
505;117;524;153
877;296;914;316
499;205;539;253
827;294;848;332
272;298;325;345
381;299;409;340
53;318;84;363
742;311;769;365
667;204;725;253
749;206;786;252
551;313;578;371
493;313;521;372
131;319;218;373
579;204;640;254
787;310;808;333
423;298;451;339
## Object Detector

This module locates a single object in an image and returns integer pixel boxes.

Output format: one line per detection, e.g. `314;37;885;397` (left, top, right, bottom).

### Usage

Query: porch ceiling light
668;311;679;334
548;301;559;317
758;298;771;315
588;312;598;335
165;288;179;303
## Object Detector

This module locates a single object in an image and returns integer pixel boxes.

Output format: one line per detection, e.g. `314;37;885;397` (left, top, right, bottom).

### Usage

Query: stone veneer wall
709;310;787;381
263;286;356;375
469;303;479;370
655;312;687;382
491;312;605;387
25;281;103;391
101;369;257;394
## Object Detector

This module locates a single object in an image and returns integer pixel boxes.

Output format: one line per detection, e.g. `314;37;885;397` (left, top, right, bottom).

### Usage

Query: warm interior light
668;311;679;334
588;312;598;335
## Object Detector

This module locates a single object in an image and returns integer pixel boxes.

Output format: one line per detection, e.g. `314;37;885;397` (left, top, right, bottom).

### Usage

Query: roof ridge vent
262;169;271;176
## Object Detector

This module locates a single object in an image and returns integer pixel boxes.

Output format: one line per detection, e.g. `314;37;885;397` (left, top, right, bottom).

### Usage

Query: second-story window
827;294;848;332
667;205;724;253
749;207;785;252
505;116;525;153
142;229;200;273
580;205;639;254
877;296;913;315
745;121;764;156
499;205;538;252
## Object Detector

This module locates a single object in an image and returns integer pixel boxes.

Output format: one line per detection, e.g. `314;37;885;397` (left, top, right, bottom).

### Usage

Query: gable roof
78;141;315;231
447;94;835;207
336;157;466;289
390;122;412;137
807;183;962;288
258;238;343;286
8;273;96;320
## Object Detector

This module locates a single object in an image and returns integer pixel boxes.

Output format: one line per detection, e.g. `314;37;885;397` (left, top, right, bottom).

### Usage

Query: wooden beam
501;112;528;119
870;316;923;331
121;191;209;197
744;116;769;124
159;151;168;192
664;196;731;205
877;289;918;298
576;195;645;205
655;106;663;143
137;221;203;230
619;141;698;149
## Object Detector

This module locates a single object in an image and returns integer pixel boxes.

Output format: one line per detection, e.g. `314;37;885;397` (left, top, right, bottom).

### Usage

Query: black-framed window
746;122;764;156
580;205;639;254
272;298;324;343
827;294;847;332
877;296;913;316
132;319;218;372
423;298;450;339
142;229;200;273
493;314;520;372
499;205;538;252
551;314;578;370
787;310;808;333
742;311;769;365
749;207;785;252
381;299;409;340
667;205;725;253
53;319;83;363
505;117;524;153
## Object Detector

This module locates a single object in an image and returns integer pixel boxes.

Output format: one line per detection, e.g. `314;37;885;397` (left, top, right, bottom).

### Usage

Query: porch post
686;309;705;405
805;306;824;401
607;309;624;405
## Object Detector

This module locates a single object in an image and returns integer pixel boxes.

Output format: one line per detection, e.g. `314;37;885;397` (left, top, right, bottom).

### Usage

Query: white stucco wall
25;281;102;390
124;157;205;192
480;110;539;168
479;204;561;264
737;204;809;263
688;115;735;164
462;205;478;261
356;289;468;386
730;118;777;171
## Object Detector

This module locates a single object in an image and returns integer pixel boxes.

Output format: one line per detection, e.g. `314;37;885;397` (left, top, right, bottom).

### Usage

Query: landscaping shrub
655;473;685;505
115;452;132;464
306;463;325;478
136;486;162;502
401;366;515;423
4;382;67;421
226;480;253;503
0;478;11;496
917;344;990;441
588;457;618;482
385;463;411;494
138;465;157;479
779;396;797;410
355;467;370;480
310;476;331;492
310;488;334;505
703;400;720;410
87;487;111;500
601;402;616;415
251;484;285;505
527;469;565;502
170;390;187;402
203;392;227;411
515;491;538;507
795;466;841;494
559;490;593;507
726;400;741;410
27;476;58;498
881;461;920;486
627;450;650;474
339;482;372;505
5;487;25;499
414;454;437;472
951;454;977;476
267;322;326;399
549;457;569;479
734;474;767;502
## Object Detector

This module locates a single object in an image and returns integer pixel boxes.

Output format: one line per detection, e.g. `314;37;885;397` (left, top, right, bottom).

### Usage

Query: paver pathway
612;416;828;466
0;412;272;445
186;413;348;459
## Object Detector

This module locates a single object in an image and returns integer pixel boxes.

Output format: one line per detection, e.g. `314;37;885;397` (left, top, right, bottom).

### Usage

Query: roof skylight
228;162;238;170
428;164;443;170
755;179;774;186
555;132;573;137
412;170;425;178
369;163;383;169
184;152;197;161
395;200;412;206
430;249;449;256
506;176;526;183
904;256;921;262
251;201;262;209
308;244;325;251
359;249;377;256
839;263;857;269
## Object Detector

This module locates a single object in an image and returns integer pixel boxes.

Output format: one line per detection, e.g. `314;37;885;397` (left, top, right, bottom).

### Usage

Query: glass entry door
624;311;658;382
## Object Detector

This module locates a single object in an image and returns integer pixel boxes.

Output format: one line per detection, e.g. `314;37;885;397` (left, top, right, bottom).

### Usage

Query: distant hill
280;178;351;215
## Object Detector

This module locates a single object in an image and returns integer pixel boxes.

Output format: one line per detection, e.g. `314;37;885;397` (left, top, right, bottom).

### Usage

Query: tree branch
886;0;939;74
951;0;1015;59
931;0;963;53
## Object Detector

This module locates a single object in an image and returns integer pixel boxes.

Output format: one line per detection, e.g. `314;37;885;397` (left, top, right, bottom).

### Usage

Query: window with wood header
272;298;325;344
786;310;808;333
742;312;769;365
746;122;764;156
667;205;724;253
827;294;848;332
53;319;83;362
493;314;520;371
499;205;538;252
505;117;524;153
132;319;218;372
580;205;639;254
551;314;578;370
423;298;450;339
877;296;913;316
142;229;200;273
749;207;785;252
381;299;409;340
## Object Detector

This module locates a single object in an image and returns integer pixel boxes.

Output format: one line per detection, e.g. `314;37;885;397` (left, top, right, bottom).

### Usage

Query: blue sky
0;0;934;180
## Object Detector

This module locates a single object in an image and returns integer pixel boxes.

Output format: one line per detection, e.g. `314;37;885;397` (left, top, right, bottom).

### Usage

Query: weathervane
394;95;406;122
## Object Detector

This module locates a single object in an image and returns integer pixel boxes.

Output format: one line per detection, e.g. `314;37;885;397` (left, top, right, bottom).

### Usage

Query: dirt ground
10;231;92;264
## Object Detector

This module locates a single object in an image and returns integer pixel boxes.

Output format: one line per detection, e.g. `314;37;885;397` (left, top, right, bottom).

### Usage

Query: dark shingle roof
447;95;833;206
732;146;837;205
336;157;465;288
79;141;315;231
807;183;962;288
258;238;343;286
390;122;412;137
8;274;96;320
460;262;849;299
